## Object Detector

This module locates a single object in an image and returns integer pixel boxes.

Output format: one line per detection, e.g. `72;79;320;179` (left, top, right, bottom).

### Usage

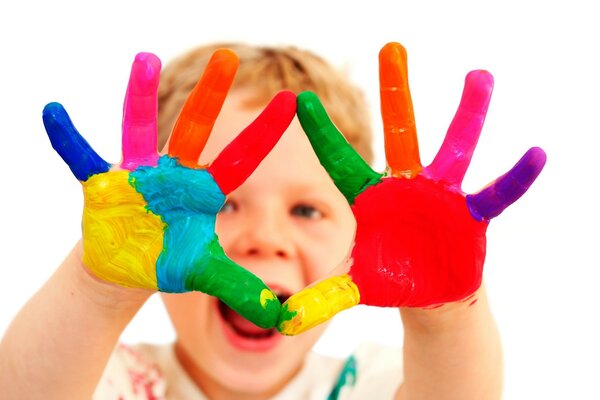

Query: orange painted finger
379;42;422;178
168;49;239;167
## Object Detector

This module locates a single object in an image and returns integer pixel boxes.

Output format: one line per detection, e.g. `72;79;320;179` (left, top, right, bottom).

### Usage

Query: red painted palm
278;42;546;335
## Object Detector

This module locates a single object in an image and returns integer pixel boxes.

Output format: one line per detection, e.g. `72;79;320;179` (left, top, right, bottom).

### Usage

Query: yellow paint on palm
82;171;164;289
278;274;360;336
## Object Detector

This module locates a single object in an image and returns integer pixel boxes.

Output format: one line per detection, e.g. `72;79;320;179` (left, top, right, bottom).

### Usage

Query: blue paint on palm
130;155;225;292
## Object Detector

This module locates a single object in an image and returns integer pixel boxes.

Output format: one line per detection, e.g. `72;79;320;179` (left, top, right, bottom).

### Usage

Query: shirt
94;342;403;399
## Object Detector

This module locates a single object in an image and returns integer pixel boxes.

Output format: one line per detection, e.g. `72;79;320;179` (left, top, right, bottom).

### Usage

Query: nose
226;207;296;260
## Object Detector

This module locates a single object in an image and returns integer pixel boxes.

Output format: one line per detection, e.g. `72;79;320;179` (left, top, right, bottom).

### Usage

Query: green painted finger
297;91;382;204
188;239;281;329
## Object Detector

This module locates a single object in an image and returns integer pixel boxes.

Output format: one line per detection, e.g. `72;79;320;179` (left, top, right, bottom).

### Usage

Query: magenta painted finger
426;70;494;185
121;52;161;170
467;147;547;221
208;90;296;195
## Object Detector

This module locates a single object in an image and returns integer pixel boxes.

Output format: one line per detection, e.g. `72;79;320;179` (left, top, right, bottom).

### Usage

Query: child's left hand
278;42;546;335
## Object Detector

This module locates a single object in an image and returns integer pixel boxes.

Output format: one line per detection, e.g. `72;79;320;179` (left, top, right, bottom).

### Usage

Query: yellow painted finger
277;274;360;336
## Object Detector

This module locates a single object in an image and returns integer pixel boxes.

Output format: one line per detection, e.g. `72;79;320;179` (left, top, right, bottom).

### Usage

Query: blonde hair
158;43;374;164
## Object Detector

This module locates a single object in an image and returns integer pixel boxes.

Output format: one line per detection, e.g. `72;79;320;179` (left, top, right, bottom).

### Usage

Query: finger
43;102;110;181
208;90;296;195
277;273;360;336
168;49;239;167
466;147;547;221
185;245;281;329
296;91;382;204
121;52;161;170
426;70;494;186
380;42;422;178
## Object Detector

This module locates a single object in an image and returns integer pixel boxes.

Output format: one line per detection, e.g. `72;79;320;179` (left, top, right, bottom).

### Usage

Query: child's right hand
43;50;296;328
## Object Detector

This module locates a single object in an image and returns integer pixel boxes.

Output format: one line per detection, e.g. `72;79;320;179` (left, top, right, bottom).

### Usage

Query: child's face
161;89;356;396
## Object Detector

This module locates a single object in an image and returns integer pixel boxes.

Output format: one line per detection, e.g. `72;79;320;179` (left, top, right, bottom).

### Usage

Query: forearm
397;285;503;400
0;241;152;399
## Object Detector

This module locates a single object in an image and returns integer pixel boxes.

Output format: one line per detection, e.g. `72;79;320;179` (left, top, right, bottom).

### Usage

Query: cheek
214;214;235;249
300;222;355;283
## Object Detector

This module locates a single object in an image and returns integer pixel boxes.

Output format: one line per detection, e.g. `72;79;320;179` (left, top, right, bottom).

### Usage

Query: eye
291;204;323;220
219;199;238;214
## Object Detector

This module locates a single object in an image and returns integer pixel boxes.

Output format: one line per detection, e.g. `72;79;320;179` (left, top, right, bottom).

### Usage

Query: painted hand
43;50;296;328
278;42;546;334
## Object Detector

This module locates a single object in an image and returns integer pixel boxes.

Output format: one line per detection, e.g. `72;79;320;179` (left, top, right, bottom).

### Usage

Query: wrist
399;286;488;335
68;240;153;312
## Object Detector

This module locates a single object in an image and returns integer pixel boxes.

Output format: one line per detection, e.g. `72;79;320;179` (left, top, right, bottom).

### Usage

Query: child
0;42;537;399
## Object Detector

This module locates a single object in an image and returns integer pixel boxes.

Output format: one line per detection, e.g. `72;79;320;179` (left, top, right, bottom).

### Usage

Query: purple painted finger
426;70;494;186
467;147;547;221
121;52;161;170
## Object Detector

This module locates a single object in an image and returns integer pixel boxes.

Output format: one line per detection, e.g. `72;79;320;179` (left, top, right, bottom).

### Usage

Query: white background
0;1;598;398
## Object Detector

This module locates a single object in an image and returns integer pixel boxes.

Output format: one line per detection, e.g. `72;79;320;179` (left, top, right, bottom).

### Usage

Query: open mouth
217;292;290;348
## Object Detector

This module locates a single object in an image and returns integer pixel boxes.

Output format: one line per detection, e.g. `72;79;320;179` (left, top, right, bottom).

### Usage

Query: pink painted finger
467;147;547;221
121;52;161;170
426;70;494;186
208;90;296;194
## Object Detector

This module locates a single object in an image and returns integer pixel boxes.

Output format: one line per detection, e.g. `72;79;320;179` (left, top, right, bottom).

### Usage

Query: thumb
277;256;360;336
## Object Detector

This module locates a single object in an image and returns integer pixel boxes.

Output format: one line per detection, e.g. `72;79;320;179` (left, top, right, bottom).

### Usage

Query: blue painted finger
43;102;110;181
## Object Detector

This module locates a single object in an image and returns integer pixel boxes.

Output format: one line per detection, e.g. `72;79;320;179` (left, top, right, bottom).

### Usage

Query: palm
44;50;296;328
350;174;487;307
80;157;226;292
